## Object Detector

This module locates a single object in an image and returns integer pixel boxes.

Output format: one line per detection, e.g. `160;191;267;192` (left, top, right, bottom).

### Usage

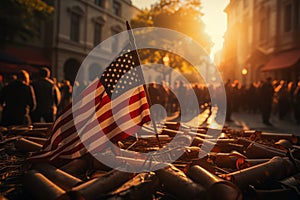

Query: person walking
58;80;72;114
31;67;61;122
225;79;233;122
293;81;300;124
0;70;36;126
259;77;274;126
277;81;290;120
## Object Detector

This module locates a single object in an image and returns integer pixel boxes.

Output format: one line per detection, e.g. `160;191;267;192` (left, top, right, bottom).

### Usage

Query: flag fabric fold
29;36;151;162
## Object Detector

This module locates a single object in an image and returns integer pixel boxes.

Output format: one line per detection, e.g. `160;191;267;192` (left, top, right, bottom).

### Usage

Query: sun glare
201;0;230;58
131;0;159;9
131;0;230;59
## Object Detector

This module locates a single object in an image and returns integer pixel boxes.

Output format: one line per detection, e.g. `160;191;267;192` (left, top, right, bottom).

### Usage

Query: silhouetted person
277;81;290;120
247;83;258;113
174;81;186;112
148;82;169;119
58;80;72;114
225;79;233;122
31;68;61;122
293;81;300;124
260;77;274;126
0;70;36;126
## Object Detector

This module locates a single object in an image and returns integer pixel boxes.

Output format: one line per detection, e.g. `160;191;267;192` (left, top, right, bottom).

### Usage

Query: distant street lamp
242;68;248;76
163;55;170;66
200;56;209;83
242;67;248;86
163;54;171;86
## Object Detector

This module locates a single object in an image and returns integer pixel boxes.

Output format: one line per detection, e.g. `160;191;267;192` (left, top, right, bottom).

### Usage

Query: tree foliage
131;0;212;79
0;0;54;45
131;0;212;53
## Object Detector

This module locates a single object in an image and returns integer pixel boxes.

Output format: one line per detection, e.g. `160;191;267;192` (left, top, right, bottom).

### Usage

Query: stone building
0;0;140;83
53;0;140;83
220;0;300;85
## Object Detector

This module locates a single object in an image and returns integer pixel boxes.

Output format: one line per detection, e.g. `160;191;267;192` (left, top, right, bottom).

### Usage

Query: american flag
29;41;151;161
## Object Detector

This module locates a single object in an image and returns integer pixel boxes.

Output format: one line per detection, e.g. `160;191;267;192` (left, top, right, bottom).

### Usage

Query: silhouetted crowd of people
225;77;300;125
0;68;299;127
148;81;211;119
0;68;72;126
147;77;300;126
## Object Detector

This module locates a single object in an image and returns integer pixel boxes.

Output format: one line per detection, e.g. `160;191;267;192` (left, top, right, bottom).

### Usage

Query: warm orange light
202;0;230;58
242;68;248;75
163;55;170;65
132;0;229;59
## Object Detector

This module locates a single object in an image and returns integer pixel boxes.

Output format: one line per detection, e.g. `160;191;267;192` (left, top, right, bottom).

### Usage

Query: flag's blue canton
100;45;144;98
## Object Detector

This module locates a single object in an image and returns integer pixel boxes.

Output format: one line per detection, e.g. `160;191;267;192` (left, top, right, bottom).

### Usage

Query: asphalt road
183;107;300;136
225;112;300;136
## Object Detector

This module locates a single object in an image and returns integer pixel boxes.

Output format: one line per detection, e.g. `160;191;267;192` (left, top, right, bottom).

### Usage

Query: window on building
244;0;249;8
284;4;292;32
299;3;300;30
95;0;105;8
94;23;103;46
259;19;267;42
111;29;119;51
70;13;80;42
295;0;299;30
36;20;43;40
110;25;122;51
259;7;270;43
112;0;121;16
259;18;266;41
243;21;249;47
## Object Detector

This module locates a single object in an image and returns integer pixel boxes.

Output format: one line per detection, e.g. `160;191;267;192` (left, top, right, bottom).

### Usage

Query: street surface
176;107;300;136
225;112;300;136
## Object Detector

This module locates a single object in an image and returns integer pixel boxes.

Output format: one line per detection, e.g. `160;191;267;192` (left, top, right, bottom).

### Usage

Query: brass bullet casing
23;170;66;200
155;164;206;200
187;165;242;200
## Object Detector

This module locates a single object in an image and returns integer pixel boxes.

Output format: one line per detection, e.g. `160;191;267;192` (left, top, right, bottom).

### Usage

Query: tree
0;0;54;46
131;0;212;83
131;0;212;53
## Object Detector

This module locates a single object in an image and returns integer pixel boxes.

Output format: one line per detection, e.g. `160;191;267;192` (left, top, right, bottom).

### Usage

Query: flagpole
126;21;162;148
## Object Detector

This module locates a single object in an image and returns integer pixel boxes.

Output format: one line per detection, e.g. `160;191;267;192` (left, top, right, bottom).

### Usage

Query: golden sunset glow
131;0;159;9
201;0;229;57
132;0;230;58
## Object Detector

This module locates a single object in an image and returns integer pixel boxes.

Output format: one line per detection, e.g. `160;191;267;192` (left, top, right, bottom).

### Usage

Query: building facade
52;0;140;83
220;0;300;85
0;0;140;83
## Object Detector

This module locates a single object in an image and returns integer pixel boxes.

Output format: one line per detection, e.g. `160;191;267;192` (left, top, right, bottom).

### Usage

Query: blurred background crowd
0;68;299;127
0;68;72;126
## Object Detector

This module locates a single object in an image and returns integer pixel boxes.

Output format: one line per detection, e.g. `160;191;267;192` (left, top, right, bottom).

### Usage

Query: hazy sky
131;0;230;57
